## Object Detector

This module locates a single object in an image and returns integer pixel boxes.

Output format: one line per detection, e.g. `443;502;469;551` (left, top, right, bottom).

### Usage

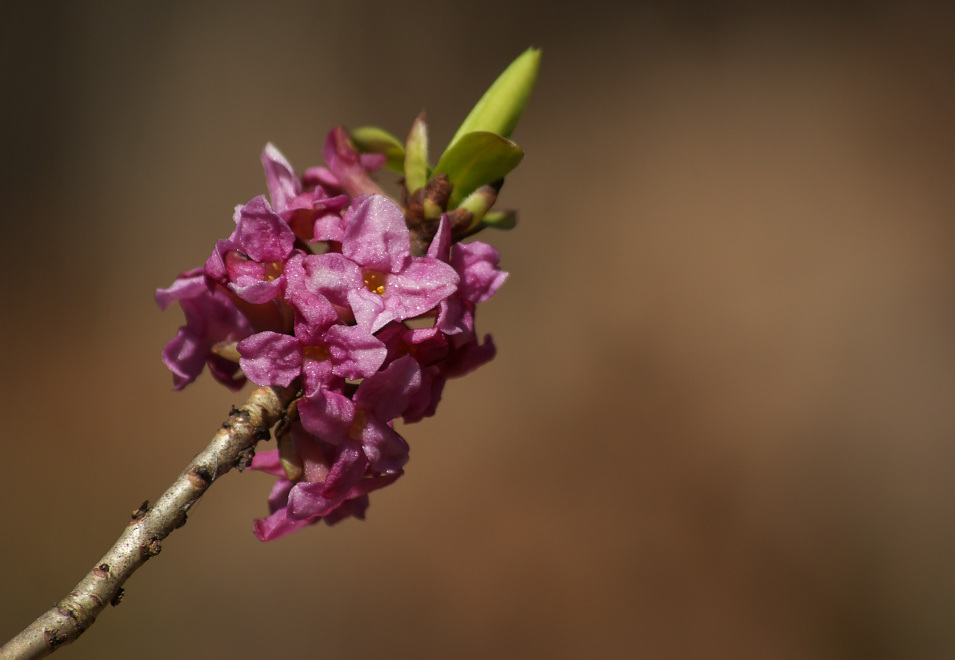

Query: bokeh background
3;1;955;658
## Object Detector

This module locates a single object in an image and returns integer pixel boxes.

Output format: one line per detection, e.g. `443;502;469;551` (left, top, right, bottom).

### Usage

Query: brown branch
0;385;297;660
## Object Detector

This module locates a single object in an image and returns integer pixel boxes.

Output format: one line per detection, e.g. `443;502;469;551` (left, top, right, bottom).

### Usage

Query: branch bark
0;384;297;660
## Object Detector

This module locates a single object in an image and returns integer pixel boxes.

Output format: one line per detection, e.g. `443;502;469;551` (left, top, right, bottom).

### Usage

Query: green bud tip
446;47;541;152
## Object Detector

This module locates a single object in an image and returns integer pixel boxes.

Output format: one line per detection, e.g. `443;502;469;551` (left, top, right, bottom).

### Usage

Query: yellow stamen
264;261;284;282
363;270;387;295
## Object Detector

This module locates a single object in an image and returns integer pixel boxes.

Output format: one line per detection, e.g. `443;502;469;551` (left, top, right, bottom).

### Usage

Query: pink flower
261;143;350;243
156;269;253;390
205;195;297;305
300;195;460;332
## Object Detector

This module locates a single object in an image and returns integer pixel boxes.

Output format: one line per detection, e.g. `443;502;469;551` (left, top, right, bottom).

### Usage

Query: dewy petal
360;422;410;474
353;354;422;422
325;324;387;380
426;215;452;262
204;238;234;282
237;331;302;387
386;257;459;320
155;269;207;311
234;195;295;263
298;386;355;441
436;297;474;338
250;448;285;477
300;358;335;397
261;143;301;213
160;281;252;390
207;354;247;391
254;506;321;541
287;441;368;518
253;479;321;541
347;287;392;333
284;253;341;329
229;277;284;305
341;195;411;274
402;366;443;424
450;241;508;303
161;328;208;391
298;252;363;308
322;127;387;197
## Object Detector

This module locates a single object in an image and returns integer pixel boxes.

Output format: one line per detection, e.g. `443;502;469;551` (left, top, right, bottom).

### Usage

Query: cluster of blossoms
157;128;508;540
158;48;538;541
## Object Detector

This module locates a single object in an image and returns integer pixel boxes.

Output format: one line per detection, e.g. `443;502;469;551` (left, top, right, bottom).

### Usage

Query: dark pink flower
237;293;387;441
205;195;297;305
306;127;388;199
430;217;508;342
261;143;350;243
303;194;460;332
249;440;399;541
156;269;253;390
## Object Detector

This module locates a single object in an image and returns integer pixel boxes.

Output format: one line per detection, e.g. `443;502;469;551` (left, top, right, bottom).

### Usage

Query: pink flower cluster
157;129;507;540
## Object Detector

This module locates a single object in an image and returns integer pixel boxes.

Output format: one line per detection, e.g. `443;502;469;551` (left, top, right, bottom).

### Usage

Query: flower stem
0;385;297;660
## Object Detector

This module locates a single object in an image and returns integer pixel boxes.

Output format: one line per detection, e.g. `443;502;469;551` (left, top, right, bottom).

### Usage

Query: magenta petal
204;239;235;282
348;287;392;333
326;324;387;379
159;283;252;390
402;366;442;424
354;354;422;421
451;241;508;303
155;269;207;310
254;507;320;541
206;354;247;391
360;422;410;473
229;277;284;304
161;328;208;391
284;253;340;329
386;257;459;319
298;387;355;441
436;298;474;337
253;480;321;541
261;143;301;213
250;449;285;477
426;215;452;262
322;127;386;197
286;481;341;520
237;331;302;387
342;195;411;273
234;195;295;263
300;253;363;308
359;152;386;171
321;496;370;525
301;358;335;396
311;211;346;243
287;442;368;519
403;326;450;365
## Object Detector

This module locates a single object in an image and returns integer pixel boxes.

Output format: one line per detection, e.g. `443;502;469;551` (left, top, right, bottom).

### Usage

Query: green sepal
433;131;524;209
446;47;541;151
481;210;518;230
404;114;430;195
350;126;406;172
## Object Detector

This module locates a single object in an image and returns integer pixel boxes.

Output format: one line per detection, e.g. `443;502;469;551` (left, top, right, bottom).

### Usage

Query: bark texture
0;385;296;660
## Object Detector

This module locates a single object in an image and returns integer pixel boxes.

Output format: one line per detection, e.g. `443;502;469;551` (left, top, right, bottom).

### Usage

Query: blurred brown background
3;1;955;658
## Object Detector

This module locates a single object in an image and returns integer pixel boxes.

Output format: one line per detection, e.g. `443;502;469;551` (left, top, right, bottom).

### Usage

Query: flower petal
342;194;411;274
237;331;302;387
